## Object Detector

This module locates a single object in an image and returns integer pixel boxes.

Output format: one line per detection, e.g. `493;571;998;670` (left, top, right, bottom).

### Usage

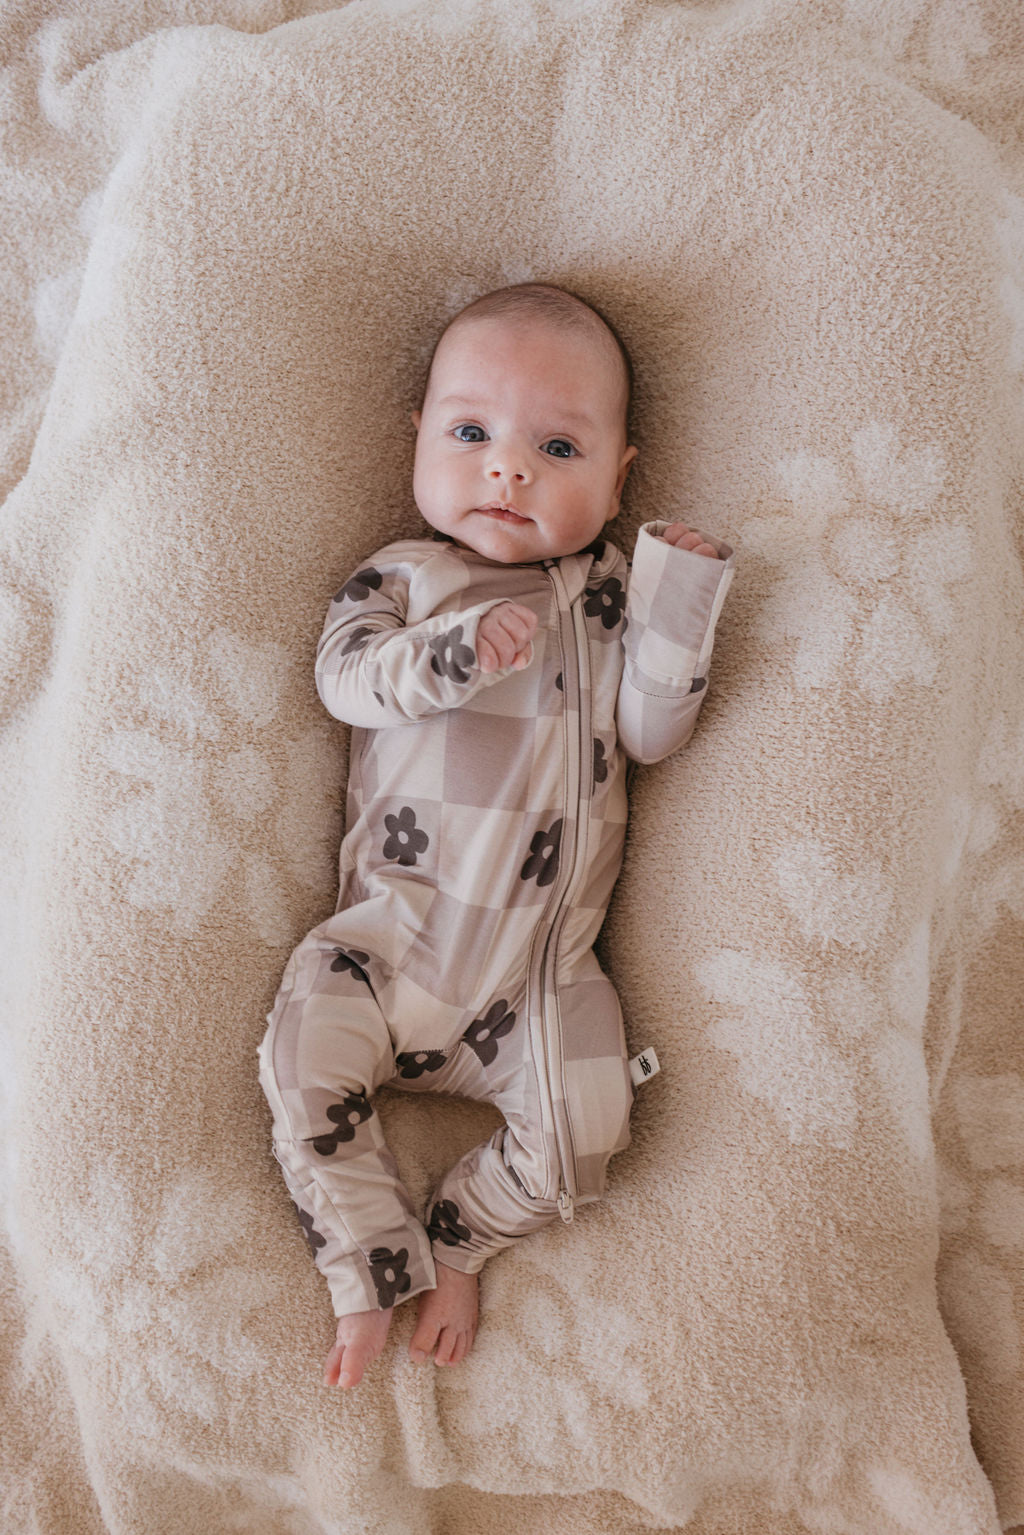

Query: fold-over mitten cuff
624;521;736;692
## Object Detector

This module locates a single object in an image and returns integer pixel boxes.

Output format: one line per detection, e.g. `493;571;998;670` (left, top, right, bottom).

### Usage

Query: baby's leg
380;1048;483;1368
258;929;437;1385
413;971;633;1297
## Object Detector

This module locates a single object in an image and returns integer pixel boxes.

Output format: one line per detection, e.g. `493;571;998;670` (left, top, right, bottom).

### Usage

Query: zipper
529;561;593;1224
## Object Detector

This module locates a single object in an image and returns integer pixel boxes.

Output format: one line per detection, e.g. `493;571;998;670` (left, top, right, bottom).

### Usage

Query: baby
257;282;735;1389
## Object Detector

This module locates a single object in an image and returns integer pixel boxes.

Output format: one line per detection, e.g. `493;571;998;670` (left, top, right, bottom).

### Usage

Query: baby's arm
616;520;735;764
316;547;531;728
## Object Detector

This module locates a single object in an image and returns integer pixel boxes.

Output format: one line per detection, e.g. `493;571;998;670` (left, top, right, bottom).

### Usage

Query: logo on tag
629;1047;661;1087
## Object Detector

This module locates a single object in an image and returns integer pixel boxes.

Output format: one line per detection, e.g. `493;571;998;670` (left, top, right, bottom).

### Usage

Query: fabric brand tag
629;1048;660;1087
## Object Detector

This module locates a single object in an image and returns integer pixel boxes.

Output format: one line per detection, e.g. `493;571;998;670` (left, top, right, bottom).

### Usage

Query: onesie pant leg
258;929;436;1317
401;969;634;1277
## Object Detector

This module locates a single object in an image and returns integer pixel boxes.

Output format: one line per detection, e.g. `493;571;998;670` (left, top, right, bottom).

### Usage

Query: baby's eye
453;424;487;443
542;439;577;459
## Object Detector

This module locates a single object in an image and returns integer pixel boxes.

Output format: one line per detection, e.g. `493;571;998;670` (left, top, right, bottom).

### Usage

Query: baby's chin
423;512;551;564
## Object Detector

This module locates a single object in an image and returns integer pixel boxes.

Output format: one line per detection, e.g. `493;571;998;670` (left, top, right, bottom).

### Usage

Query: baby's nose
485;441;531;484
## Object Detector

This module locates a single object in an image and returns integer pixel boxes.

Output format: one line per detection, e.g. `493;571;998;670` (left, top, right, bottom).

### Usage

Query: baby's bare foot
408;1261;479;1367
324;1306;393;1389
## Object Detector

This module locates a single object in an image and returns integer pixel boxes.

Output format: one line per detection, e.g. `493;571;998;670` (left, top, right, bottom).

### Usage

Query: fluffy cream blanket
2;2;1022;1532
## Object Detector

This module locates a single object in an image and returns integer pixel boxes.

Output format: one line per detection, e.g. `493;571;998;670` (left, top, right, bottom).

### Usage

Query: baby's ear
611;443;639;508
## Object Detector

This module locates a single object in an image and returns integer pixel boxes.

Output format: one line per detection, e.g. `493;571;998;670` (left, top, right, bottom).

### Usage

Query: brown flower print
312;1093;373;1156
429;624;476;684
583;577;626;630
382;806;429;867
330;948;370;985
521;818;563;887
334;567;383;603
427;1199;472;1248
464;1000;516;1066
368;1246;411;1308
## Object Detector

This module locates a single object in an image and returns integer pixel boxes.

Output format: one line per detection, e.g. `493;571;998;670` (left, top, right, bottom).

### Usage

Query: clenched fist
476;602;538;674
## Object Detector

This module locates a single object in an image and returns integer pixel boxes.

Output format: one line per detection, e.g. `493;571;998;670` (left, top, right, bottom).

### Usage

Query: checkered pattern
617;522;736;764
259;525;734;1316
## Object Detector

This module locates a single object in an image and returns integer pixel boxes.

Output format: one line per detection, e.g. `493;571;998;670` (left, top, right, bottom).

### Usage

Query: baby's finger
661;522;690;546
477;636;500;674
668;526;720;558
680;533;720;557
492;624;521;667
494;604;537;648
505;602;538;636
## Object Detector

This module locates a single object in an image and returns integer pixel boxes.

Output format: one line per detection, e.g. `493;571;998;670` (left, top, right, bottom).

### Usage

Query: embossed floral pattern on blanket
743;421;973;692
47;1168;281;1438
95;626;340;943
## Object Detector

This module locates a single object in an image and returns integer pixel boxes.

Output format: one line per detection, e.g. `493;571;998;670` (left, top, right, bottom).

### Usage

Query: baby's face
411;315;637;564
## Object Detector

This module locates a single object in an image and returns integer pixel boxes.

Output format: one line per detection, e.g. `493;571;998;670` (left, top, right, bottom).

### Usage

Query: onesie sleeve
616;521;736;764
315;544;520;728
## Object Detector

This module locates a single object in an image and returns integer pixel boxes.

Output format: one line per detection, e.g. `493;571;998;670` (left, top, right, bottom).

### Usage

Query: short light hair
427;282;634;421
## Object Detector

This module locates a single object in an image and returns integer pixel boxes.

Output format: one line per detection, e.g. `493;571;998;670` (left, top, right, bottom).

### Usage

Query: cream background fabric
1;2;1022;1532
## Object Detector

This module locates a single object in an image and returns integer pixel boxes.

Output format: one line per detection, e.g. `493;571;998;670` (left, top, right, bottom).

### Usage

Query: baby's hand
662;523;722;558
476;602;538;674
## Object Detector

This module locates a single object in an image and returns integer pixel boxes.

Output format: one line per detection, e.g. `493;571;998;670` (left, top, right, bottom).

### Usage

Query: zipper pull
557;1188;575;1224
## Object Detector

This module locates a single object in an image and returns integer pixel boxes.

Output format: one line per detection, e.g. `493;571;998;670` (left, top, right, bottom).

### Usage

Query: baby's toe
326;1344;356;1389
409;1317;441;1364
447;1332;470;1366
437;1327;476;1366
434;1326;463;1366
325;1338;347;1384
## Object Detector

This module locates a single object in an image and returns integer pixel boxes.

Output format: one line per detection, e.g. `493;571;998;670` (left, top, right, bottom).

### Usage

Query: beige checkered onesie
258;522;735;1317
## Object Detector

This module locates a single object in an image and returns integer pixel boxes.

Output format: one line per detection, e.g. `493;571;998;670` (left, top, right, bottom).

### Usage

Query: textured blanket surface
2;2;1023;1532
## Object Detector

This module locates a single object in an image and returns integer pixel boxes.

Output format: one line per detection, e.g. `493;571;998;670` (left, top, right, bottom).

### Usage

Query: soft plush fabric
1;2;1022;1532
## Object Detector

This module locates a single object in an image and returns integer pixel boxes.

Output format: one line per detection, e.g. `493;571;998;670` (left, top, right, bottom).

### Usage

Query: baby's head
411;284;637;563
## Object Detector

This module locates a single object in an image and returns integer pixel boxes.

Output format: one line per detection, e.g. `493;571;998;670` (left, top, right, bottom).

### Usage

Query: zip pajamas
258;522;735;1317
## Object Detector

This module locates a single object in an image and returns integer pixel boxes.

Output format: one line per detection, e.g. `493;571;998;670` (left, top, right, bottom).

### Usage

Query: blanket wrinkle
1;1;1023;1532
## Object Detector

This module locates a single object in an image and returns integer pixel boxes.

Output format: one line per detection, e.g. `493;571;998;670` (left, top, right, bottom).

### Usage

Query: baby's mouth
477;503;530;524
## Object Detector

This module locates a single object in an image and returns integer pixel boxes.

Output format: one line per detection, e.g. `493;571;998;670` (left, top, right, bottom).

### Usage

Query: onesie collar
431;527;622;604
